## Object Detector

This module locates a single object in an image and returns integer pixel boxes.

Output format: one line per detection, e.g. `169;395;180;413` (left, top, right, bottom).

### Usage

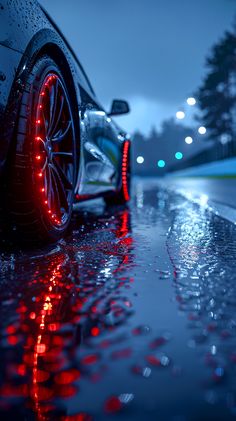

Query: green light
175;152;183;160
157;160;166;168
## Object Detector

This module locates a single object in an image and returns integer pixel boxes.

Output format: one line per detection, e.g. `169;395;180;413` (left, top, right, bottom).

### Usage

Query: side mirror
108;99;130;116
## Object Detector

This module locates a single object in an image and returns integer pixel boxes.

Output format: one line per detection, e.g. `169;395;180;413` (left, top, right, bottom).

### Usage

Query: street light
176;111;185;120
157;160;166;168
198;126;207;135
186;97;196;106
137;156;144;164
185;136;193;144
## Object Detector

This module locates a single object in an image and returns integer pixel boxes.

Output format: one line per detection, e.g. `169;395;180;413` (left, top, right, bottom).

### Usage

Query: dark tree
196;27;236;142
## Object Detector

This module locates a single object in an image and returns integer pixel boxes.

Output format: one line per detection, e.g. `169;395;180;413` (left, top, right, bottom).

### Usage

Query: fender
0;27;93;179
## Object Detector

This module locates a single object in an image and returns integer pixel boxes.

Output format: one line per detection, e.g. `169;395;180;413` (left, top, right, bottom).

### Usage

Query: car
0;0;131;243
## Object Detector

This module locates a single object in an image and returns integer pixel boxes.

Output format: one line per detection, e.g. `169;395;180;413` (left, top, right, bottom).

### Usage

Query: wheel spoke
48;79;59;137
37;136;46;149
52;157;73;190
49;91;65;139
50;163;69;212
41;107;49;136
47;167;53;210
52;152;73;159
42;156;48;172
51;94;65;137
50;166;62;213
51;120;72;143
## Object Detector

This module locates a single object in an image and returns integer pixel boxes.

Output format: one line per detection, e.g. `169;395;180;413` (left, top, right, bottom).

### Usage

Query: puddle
0;180;236;420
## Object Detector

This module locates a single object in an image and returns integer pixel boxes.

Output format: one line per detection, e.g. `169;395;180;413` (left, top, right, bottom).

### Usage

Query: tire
7;55;78;243
104;140;131;206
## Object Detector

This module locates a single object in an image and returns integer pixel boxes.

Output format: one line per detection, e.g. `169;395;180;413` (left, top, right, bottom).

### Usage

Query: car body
0;0;131;242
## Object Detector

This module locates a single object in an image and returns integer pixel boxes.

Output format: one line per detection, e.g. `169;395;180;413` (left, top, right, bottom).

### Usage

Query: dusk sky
40;0;235;134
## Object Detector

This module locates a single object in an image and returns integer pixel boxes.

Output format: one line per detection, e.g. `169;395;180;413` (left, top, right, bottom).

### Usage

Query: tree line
196;22;236;144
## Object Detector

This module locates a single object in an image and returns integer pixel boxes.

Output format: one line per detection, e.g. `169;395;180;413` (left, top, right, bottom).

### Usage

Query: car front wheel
8;55;77;243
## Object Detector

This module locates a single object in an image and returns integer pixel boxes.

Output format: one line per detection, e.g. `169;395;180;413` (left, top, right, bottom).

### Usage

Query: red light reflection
0;208;133;419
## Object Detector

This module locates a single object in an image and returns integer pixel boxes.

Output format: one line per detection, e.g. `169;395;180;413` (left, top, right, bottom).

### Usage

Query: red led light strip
34;74;61;226
122;140;130;202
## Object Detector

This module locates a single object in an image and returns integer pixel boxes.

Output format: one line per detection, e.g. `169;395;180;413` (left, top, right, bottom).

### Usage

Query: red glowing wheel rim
34;73;76;227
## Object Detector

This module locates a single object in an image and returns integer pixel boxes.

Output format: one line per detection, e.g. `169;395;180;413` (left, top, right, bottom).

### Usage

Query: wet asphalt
1;177;236;421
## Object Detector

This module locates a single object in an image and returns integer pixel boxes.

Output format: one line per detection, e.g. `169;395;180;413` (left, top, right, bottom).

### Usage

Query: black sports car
0;0;131;242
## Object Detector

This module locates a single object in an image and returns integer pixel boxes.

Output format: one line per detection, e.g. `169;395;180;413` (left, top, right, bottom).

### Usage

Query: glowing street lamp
157;160;166;168
186;97;196;106
185;136;193;144
176;111;185;120
175;152;183;160
136;156;144;164
198;126;207;135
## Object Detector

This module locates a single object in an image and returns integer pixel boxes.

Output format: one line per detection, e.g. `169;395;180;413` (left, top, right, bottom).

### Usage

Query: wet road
164;177;236;210
1;178;236;420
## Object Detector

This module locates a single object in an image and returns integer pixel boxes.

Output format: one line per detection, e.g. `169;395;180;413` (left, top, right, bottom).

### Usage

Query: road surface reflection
0;205;134;420
1;179;236;420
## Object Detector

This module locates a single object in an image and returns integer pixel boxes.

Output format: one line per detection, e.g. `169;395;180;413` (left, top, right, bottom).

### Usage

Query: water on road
1;178;236;420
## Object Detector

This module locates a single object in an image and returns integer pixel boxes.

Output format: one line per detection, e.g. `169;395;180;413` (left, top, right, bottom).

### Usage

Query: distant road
163;177;236;209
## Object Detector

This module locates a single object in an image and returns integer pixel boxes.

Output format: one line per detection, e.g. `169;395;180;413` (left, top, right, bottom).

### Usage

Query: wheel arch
36;42;80;109
17;28;82;104
4;28;82;176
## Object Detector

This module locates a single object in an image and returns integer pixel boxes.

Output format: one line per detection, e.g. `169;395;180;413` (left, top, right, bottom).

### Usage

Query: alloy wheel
34;73;76;227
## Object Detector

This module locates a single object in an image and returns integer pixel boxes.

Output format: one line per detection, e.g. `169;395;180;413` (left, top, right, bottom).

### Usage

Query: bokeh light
157;160;166;168
186;97;196;106
185;136;193;144
137;156;144;164
175;152;183;160
176;111;185;120
220;133;232;144
198;126;207;135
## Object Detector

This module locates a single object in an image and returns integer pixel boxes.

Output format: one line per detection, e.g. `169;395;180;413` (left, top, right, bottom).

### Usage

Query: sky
39;0;235;134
